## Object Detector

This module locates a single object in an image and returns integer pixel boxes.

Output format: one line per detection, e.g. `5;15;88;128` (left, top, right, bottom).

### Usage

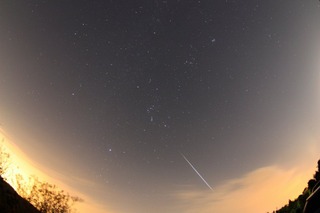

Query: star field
1;1;320;213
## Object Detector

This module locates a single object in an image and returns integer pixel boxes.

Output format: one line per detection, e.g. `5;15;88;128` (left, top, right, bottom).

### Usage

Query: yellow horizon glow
174;164;315;213
1;127;319;213
0;128;114;213
173;137;320;213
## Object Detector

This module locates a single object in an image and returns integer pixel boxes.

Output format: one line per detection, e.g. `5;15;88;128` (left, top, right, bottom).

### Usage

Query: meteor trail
180;152;213;191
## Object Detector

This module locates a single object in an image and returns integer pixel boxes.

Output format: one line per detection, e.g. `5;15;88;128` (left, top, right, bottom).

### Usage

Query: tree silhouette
308;179;317;192
16;175;82;213
274;159;320;213
314;160;320;182
0;142;11;179
0;139;82;213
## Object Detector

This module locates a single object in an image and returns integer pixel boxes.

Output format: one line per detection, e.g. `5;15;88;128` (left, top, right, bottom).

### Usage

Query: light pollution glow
0;129;112;213
1;128;319;213
1;1;320;212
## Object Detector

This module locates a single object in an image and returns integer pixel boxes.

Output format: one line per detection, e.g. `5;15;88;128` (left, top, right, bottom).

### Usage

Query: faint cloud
173;164;315;213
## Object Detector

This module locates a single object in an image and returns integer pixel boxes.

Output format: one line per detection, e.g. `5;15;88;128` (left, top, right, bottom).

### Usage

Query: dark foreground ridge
272;159;320;213
0;176;40;213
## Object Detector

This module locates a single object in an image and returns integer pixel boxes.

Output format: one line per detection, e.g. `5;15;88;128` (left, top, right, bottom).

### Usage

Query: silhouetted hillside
0;140;82;213
0;176;40;213
272;159;320;213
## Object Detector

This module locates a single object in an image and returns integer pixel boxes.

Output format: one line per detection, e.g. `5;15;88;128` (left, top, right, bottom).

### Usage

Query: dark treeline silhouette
270;159;320;213
16;174;83;213
0;139;82;213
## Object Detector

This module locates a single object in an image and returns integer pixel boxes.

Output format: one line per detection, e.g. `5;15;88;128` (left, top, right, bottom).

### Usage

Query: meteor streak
180;152;213;191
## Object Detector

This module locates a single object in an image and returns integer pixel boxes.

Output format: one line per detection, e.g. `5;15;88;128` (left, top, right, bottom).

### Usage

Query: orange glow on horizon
1;127;319;213
174;164;315;213
173;138;320;213
0;128;113;213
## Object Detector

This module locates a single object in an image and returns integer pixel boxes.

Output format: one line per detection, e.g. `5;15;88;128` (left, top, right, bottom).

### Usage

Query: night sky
1;1;320;213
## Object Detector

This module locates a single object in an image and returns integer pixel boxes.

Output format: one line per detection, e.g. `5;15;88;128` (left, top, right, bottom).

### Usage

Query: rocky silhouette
0;176;40;213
